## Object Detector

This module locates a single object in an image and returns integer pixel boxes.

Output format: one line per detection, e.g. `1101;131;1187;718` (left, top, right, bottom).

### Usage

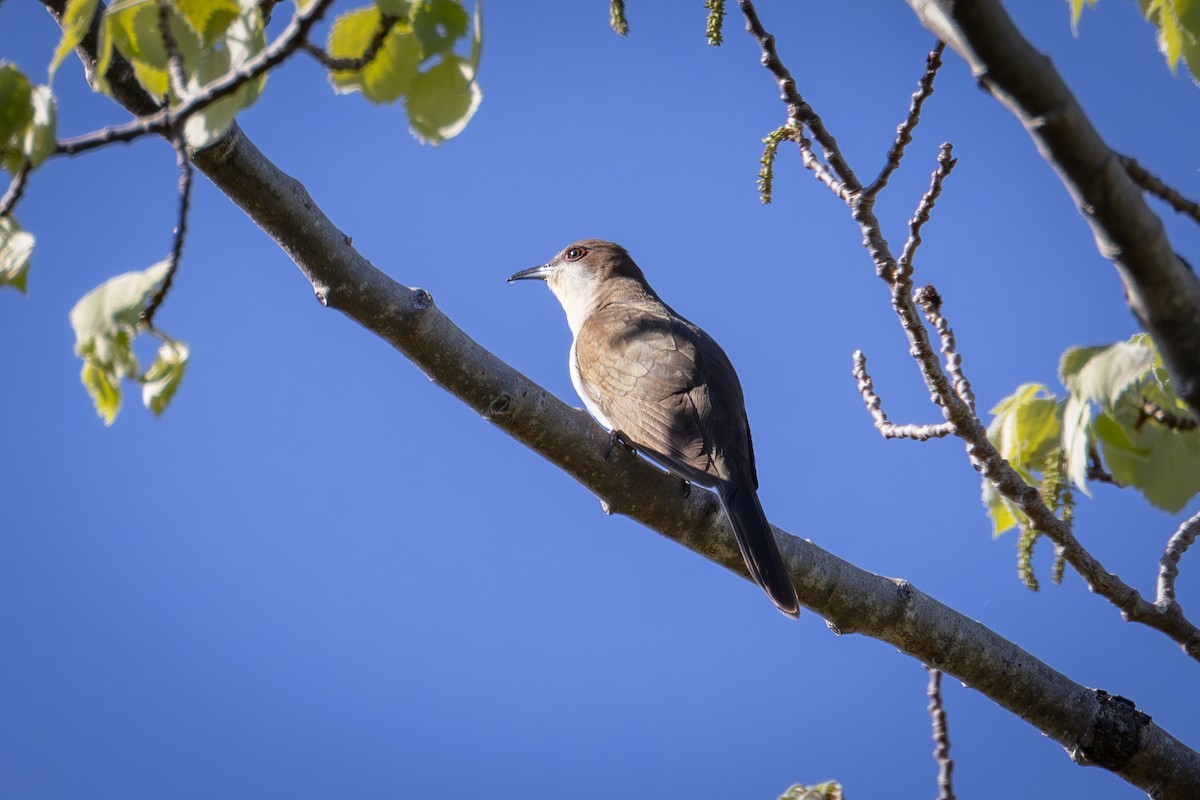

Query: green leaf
49;0;101;79
0;64;35;171
1060;339;1156;409
1132;428;1200;511
406;54;480;143
1070;0;1097;35
176;0;242;45
986;384;1061;469
106;0;206;101
0;217;34;293
1061;393;1093;495
182;9;267;149
376;0;412;18
983;479;1024;537
141;341;189;415
82;359;121;425
411;0;469;59
69;261;170;373
18;85;58;169
328;8;420;103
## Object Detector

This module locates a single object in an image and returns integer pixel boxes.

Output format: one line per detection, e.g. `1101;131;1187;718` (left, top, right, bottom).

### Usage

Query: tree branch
1119;153;1200;227
926;667;956;800
1159;510;1200;610
40;1;1200;795
905;0;1200;418
735;0;1200;663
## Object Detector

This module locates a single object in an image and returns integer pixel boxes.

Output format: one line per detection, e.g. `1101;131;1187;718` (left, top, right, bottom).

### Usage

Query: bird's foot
604;430;636;461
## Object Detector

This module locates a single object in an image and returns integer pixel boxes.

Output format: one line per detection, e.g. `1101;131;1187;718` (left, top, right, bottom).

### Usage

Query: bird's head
508;240;646;334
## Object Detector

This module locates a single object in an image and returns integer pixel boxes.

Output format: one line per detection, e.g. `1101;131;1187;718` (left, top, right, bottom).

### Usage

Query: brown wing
574;302;754;488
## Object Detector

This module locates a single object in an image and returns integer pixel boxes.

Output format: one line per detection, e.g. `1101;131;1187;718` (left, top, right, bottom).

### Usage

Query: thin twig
866;41;945;199
1138;399;1199;432
914;284;976;413
852;351;955;440
0;161;30;218
57;0;336;156
302;15;398;71
735;0;1200;660
1119;154;1200;227
736;0;859;193
896;143;956;288
796;130;850;201
142;135;193;326
1158;509;1200;609
926;667;956;800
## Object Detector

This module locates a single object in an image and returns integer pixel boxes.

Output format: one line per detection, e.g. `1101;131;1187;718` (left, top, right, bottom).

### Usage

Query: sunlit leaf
70;261;170;373
411;0;469;59
82;359;121;425
1060;339;1156;409
328;8;420;103
1061;393;1093;495
0;64;35;171
18;86;58;169
141;341;190;415
406;54;480;143
1070;0;1098;35
49;0;101;79
176;0;241;45
183;8;267;149
0;217;34;293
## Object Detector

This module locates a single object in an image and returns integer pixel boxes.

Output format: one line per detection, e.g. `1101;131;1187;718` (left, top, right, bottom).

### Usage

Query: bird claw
604;430;635;461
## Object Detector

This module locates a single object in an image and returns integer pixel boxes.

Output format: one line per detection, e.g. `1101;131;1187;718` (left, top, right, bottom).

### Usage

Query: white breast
569;337;615;431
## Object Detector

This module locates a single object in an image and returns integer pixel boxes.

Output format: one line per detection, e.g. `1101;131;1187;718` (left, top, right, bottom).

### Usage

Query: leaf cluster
68;262;190;424
327;0;482;143
985;334;1200;537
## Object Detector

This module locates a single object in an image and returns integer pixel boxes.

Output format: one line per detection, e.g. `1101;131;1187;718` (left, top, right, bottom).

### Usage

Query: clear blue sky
2;2;1198;798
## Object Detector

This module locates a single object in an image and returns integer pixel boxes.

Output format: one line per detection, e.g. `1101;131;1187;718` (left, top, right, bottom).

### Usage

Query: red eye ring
565;246;588;262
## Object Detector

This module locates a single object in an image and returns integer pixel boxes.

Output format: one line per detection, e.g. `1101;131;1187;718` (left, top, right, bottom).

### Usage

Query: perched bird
509;239;800;618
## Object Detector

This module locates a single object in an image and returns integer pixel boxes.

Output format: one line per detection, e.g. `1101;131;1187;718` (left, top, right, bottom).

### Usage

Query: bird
508;239;800;618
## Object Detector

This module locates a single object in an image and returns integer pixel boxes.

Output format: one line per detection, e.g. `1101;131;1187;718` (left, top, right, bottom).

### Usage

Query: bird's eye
565;246;588;262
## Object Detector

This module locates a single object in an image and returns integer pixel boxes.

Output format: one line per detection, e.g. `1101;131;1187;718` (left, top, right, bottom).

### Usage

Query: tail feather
717;478;800;619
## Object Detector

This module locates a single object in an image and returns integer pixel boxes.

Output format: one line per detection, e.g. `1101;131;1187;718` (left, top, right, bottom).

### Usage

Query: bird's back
573;295;756;489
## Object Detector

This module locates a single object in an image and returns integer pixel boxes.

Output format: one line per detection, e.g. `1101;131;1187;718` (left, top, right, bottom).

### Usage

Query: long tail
717;477;800;619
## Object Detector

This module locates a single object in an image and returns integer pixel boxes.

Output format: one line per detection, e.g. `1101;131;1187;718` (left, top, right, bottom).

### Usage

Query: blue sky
2;2;1199;798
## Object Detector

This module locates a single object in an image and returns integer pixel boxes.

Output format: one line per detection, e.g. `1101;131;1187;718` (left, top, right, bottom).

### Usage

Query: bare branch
852;351;955;440
914;284;976;413
1138;399;1199;432
896;143;956;286
1119;154;1200;227
906;0;1200;418
0;161;31;218
926;667;957;800
1159;510;1200;609
302;15;399;71
142;135;193;327
866;42;946;199
736;0;860;193
737;0;1200;661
